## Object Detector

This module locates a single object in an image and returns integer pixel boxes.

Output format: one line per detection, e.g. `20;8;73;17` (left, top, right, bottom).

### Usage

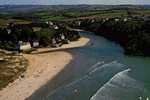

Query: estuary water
29;32;150;100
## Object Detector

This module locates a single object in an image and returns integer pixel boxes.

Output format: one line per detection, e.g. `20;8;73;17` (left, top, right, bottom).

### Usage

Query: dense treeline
78;19;150;56
0;23;80;51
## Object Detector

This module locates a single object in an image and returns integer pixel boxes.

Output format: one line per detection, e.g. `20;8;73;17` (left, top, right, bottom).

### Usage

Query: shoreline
0;36;90;100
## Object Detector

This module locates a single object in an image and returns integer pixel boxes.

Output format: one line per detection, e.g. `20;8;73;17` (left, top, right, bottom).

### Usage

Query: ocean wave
45;61;128;100
90;69;145;100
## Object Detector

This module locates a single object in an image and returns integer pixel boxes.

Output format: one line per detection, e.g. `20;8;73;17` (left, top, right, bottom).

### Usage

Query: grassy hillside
0;52;28;90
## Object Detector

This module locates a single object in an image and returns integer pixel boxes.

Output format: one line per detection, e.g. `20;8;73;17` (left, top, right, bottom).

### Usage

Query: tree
0;28;9;42
21;26;34;42
35;28;56;46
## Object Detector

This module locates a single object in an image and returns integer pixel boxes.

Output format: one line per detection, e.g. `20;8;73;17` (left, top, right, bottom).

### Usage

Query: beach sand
0;37;89;100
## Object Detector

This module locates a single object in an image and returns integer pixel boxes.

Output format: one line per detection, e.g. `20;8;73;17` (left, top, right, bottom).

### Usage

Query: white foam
47;61;127;100
90;68;145;100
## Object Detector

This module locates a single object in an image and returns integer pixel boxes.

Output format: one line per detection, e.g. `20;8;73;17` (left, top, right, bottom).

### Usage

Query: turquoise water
91;56;150;100
28;32;150;100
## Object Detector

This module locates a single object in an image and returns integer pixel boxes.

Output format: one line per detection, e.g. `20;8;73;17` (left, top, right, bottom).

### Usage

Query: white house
54;25;59;30
61;34;65;40
115;18;119;22
106;18;109;21
91;19;95;23
77;21;81;26
19;41;31;51
49;21;54;26
124;18;128;22
103;19;106;22
7;29;11;34
33;41;39;48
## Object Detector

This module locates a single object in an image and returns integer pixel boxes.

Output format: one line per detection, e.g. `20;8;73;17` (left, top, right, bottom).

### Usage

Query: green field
0;19;32;27
34;10;128;21
1;10;127;21
0;9;150;23
62;10;127;17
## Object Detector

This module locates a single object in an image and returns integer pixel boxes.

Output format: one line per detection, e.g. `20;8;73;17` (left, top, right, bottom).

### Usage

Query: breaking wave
90;68;146;100
45;61;129;100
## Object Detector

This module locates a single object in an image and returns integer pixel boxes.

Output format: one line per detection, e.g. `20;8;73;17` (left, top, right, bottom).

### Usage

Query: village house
123;18;128;22
33;41;39;48
103;19;106;22
106;18;109;21
91;19;95;23
7;29;11;34
18;41;31;51
32;27;42;32
46;21;54;26
114;18;120;22
49;21;54;26
131;16;143;21
54;25;59;29
143;16;150;21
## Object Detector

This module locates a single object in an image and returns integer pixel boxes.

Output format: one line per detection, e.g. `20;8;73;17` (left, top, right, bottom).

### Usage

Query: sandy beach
0;37;89;100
